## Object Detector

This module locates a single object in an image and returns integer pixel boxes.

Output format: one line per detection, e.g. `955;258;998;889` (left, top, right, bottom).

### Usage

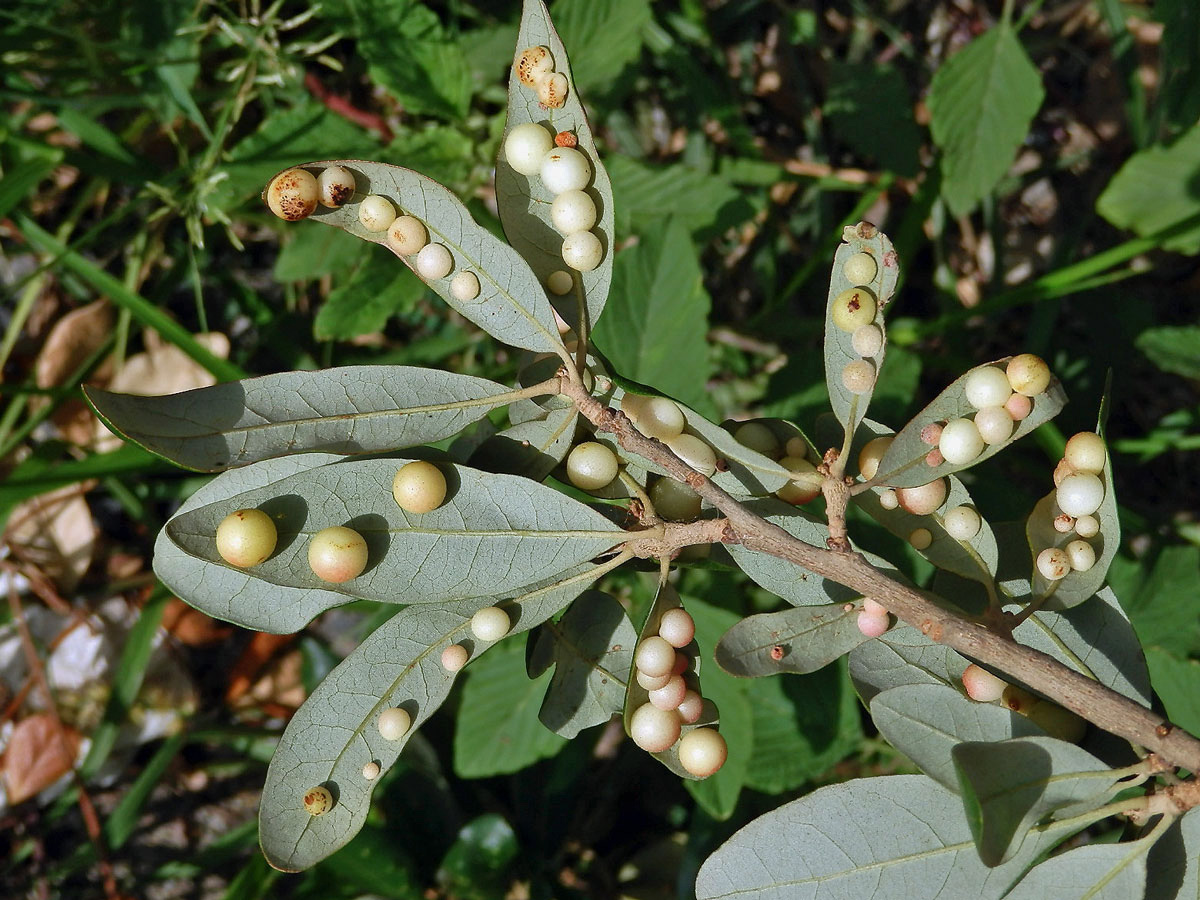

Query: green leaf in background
928;24;1044;217
346;0;471;120
1097;121;1200;254
952;737;1116;866
825;62;921;177
279;159;567;356
695;774;1084;900
528;590;636;738
1136;325;1200;380
496;0;616;333
1156;0;1200;135
1146;807;1200;898
551;0;652;92
591;217;714;414
273;225;365;284
1144;648;1200;739
454;635;568;777
89;366;526;472
164;457;623;618
436;814;519;900
606;155;750;239
314;255;426;341
715;603;868;677
259;571;595;871
1003;837;1152;900
1112;546;1200;658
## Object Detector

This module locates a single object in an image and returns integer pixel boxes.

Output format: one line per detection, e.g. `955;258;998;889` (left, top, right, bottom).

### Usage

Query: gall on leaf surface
472;404;579;481
496;0;615;334
259;566;597;872
871;357;1067;489
266;160;566;357
715;602;868;677
823;225;899;439
86;367;530;472
695;774;1086;900
163;457;623;620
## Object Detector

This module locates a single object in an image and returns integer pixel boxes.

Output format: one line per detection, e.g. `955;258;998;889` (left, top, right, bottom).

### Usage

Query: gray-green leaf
1004;836;1152;900
715;603;869;677
88;367;533;472
1146;806;1200;899
849;622;967;704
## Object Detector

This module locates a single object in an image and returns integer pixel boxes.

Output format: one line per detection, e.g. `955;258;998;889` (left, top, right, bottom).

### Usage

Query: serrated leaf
314;254;425;341
550;0;652;92
715;603;868;677
607;155;750;239
529;589;636;738
592;218;713;414
825;62;921;177
1097;121;1200;254
928;25;1044;217
165;457;623;619
849;623;967;704
869;683;1043;791
474;405;579;480
274;225;365;283
1146;806;1200;899
259;568;596;872
1003;836;1152;900
496;0;615;332
824;228;899;436
272;159;566;356
1025;449;1119;610
88;367;530;472
453;636;567;777
953;737;1117;867
872;358;1067;489
696;774;1086;900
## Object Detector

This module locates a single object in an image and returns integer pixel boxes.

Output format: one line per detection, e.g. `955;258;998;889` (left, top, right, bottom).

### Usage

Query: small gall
770;645;785;661
554;130;578;148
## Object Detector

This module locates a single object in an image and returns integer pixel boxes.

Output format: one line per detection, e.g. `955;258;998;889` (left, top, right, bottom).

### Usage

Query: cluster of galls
630;608;728;777
265;165;483;301
961;664;1087;743
1036;431;1107;581
832;251;885;395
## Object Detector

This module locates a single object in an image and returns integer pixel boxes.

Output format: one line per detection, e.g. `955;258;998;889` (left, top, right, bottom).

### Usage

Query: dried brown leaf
3;713;82;804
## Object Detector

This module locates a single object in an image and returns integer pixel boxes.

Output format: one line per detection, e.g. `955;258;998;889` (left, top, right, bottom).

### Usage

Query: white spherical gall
450;271;481;302
566;441;619;491
862;598;888;616
266;168;318;221
677;690;704;724
216;509;277;567
1057;472;1105;517
504;122;555;176
878;488;899;510
775;455;822;505
317;165;356;208
896;478;947;516
658;608;696;648
1053;514;1075;534
635;636;677;679
1036;547;1071;581
962;664;1006;703
378;707;412;741
733;422;781;459
842;252;878;284
842;360;876;394
415;243;454;280
536;71;569;108
648;675;688;711
974;406;1015;445
540;147;592;195
1064;432;1107;474
856;610;890;637
515;45;553;87
857;436;893;480
441;644;469;672
637;669;672;691
561;230;603;272
666;433;717;476
851;324;884;358
470;606;511;642
1066;539;1096;572
831;286;878;332
943;505;982;541
629;703;682;753
785;437;810;460
392;460;447;514
546;269;574;295
308;526;368;583
908;528;933;550
678;728;728;777
358;194;396;232
649;477;702;521
362;761;381;780
1005;393;1033;421
386;215;428;256
1006;353;1051;396
964;366;1013;410
621;393;686;441
1074;514;1100;539
939;417;984;465
550;190;598;235
303;785;334;816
